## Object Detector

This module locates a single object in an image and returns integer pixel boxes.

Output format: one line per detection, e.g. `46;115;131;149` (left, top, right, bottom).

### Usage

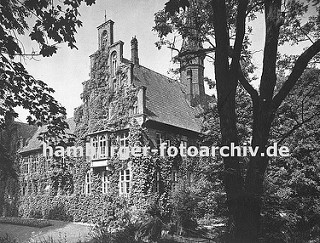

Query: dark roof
19;118;76;153
13;122;38;142
132;65;203;133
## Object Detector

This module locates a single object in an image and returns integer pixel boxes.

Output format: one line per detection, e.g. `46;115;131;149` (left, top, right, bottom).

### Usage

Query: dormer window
111;51;117;76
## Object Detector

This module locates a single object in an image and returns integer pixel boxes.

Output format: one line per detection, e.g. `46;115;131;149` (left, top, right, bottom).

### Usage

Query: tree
0;0;96;215
0;0;95;136
263;69;320;242
154;0;320;242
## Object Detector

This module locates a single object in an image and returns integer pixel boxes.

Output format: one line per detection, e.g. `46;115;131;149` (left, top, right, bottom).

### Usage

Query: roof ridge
136;65;178;84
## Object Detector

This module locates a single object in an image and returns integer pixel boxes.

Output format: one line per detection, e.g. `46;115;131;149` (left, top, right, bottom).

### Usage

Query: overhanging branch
272;39;320;110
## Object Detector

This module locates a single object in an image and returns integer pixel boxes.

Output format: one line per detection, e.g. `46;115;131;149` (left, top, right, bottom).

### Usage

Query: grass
0;217;52;228
0;234;88;243
0;234;18;243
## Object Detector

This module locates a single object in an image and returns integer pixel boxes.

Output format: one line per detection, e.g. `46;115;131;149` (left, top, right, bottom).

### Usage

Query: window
92;137;98;159
113;79;117;91
153;171;161;193
101;171;110;194
31;157;37;173
22;161;29;174
91;134;111;159
28;183;32;194
180;137;188;156
111;52;117;76
164;139;171;147
44;159;50;171
186;171;194;185
171;170;178;191
133;101;138;115
101;30;108;47
119;132;129;147
156;133;164;148
32;180;38;194
85;171;92;195
119;169;131;195
99;135;107;158
21;181;27;196
34;156;39;173
109;101;116;120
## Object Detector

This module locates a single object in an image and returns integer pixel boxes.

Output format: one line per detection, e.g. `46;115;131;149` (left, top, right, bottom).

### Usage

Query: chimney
131;36;139;65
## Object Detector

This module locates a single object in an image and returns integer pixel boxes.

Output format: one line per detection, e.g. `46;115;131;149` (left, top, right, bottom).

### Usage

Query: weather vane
104;10;107;22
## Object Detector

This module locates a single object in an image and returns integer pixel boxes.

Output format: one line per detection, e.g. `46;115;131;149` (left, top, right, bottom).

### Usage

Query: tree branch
238;66;259;103
177;47;216;58
272;39;320;110
230;0;249;73
277;112;319;145
260;0;282;101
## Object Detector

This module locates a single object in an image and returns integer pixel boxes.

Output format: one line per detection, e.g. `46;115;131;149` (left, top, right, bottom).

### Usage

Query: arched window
101;30;108;47
111;51;117;76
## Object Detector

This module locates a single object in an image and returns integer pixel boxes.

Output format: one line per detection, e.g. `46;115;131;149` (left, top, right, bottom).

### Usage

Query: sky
16;0;314;123
18;0;185;122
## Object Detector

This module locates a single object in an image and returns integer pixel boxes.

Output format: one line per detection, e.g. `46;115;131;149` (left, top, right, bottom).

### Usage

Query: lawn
0;218;93;243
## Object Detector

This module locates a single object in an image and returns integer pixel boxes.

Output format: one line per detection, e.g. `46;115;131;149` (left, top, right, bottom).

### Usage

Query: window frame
99;135;107;158
119;132;129;147
153;171;161;193
119;168;131;195
84;171;92;195
111;51;117;77
171;170;178;191
101;170;110;194
92;137;98;159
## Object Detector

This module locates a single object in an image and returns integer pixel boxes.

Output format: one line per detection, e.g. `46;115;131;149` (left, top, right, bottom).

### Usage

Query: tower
179;2;206;107
180;38;205;107
97;19;114;49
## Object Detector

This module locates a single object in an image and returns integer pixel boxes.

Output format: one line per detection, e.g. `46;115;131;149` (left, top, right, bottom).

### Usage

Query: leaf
40;44;57;57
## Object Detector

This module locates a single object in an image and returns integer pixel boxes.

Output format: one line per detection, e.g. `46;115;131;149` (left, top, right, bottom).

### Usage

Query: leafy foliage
0;0;96;137
262;69;320;242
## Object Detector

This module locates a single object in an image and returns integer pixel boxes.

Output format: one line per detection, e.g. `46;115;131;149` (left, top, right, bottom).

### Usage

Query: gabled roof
19;118;76;154
13;122;38;142
132;65;203;133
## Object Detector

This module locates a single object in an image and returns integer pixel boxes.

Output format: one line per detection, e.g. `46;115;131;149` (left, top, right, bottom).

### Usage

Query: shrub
46;204;73;221
0;216;52;228
171;188;198;236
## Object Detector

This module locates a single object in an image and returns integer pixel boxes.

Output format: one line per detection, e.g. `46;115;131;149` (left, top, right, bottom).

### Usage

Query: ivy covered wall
16;22;209;224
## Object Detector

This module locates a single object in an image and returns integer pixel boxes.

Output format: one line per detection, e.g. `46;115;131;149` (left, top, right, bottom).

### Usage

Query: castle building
2;19;208;221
